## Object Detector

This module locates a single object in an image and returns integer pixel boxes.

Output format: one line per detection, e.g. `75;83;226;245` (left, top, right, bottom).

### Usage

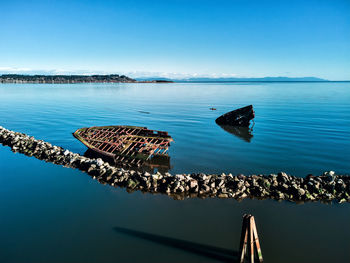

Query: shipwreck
215;105;255;127
73;125;173;167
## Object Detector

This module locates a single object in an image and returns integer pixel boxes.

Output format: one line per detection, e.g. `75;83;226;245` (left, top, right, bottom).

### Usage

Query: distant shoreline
0;80;175;84
1;80;348;84
1;74;349;84
175;80;350;83
0;74;174;84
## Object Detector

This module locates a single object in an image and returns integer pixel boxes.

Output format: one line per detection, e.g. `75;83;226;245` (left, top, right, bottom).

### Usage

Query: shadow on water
218;125;254;143
113;226;238;262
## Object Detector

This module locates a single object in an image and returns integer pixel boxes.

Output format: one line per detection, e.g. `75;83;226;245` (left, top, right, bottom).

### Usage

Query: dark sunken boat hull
73;125;173;166
215;105;255;127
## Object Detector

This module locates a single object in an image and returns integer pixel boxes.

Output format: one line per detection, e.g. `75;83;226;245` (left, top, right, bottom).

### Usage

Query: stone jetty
0;126;349;203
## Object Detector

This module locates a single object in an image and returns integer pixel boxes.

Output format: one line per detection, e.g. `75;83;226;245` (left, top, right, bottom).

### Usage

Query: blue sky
0;0;349;80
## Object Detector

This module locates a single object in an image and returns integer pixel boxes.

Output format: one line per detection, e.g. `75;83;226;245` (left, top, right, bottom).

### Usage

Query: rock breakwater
0;126;349;203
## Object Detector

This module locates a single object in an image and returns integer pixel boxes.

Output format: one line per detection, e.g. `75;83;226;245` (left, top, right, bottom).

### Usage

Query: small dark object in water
209;107;217;110
138;110;150;114
215;105;255;127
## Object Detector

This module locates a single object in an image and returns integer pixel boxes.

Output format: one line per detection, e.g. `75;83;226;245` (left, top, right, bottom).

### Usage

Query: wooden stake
249;216;254;263
238;215;249;262
238;214;263;263
251;216;263;261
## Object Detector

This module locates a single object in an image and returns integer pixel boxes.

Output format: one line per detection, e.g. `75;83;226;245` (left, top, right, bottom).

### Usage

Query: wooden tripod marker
238;214;263;263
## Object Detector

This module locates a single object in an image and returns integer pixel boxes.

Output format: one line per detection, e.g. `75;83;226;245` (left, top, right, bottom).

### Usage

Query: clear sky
1;0;349;80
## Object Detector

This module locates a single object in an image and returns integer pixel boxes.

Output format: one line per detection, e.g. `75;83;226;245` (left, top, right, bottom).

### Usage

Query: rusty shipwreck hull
73;125;173;166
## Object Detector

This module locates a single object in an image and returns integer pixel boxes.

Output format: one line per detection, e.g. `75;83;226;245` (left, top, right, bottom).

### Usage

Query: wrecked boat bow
215;105;255;127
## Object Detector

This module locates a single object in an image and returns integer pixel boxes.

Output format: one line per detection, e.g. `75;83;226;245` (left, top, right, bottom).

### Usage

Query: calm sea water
0;82;349;262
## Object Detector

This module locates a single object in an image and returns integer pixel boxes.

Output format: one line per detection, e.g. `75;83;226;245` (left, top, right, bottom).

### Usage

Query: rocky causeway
0;125;349;204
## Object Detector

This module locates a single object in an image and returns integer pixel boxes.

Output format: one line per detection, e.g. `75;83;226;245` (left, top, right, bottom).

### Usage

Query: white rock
152;174;162;180
175;174;185;180
96;158;104;166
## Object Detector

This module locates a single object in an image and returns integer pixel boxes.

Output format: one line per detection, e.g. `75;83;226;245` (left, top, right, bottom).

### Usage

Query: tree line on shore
0;74;136;83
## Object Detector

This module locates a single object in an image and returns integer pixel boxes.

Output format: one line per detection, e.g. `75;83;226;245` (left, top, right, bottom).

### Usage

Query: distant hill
177;76;328;82
135;77;174;82
1;74;331;84
136;76;329;82
0;74;136;83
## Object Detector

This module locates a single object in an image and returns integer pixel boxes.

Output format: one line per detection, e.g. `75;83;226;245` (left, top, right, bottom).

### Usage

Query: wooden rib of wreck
215;105;255;127
73;125;173;166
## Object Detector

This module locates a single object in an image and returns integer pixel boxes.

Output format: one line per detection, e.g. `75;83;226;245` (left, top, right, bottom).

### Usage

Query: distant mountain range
136;76;328;82
1;74;336;84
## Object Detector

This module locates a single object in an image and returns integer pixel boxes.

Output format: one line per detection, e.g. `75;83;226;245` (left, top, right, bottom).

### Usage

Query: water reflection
218;125;254;143
114;226;238;262
84;149;171;173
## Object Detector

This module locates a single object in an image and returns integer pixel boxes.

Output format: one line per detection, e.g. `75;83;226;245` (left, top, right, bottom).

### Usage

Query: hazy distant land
137;76;331;82
0;74;173;84
1;74;344;84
